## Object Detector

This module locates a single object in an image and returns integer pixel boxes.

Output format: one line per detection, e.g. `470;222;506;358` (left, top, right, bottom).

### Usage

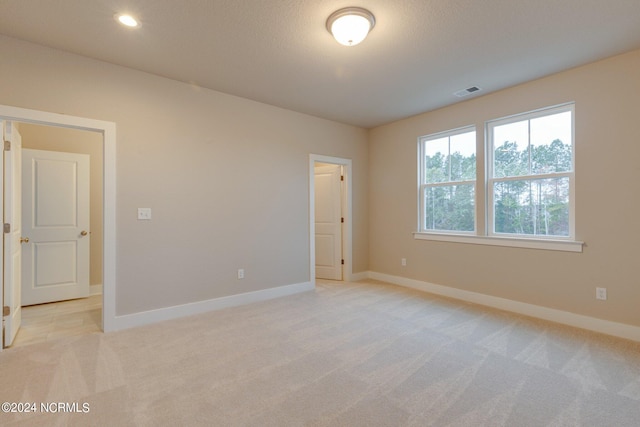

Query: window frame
418;125;477;235
486;103;575;240
414;102;582;252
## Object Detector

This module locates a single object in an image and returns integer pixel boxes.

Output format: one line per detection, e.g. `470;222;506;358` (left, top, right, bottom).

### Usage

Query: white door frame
309;154;352;284
0;104;116;347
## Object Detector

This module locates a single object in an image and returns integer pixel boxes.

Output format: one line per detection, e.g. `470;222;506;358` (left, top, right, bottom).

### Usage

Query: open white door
2;121;22;347
21;149;90;306
314;164;343;280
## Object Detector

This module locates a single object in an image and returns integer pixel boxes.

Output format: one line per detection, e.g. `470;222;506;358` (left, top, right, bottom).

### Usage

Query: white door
21;149;90;306
314;164;343;280
2;121;22;347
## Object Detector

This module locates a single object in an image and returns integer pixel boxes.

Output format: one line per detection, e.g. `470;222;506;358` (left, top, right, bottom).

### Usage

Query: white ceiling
1;0;640;128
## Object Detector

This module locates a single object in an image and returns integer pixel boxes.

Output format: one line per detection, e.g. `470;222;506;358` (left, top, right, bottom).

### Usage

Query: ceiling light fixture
115;14;139;28
326;7;375;46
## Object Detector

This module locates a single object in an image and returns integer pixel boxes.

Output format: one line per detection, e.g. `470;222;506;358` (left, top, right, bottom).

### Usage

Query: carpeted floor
1;279;639;426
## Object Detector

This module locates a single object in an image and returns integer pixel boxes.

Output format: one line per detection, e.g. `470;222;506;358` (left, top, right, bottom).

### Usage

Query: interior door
314;164;343;280
21;149;90;306
2;121;22;347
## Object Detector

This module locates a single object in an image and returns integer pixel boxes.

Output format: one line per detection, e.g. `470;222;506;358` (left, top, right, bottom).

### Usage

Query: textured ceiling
1;0;640;128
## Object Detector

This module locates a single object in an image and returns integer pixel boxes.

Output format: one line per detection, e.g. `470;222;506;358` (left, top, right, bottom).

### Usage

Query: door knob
80;230;88;236
20;237;29;243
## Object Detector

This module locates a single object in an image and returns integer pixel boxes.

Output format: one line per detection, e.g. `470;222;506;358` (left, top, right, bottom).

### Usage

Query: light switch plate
138;208;152;220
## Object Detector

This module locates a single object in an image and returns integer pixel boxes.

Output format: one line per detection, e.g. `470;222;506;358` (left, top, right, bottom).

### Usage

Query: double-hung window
487;104;574;238
417;103;577;249
418;127;476;233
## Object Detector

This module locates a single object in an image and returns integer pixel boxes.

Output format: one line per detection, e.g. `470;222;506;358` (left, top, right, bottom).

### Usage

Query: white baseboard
367;271;640;342
90;284;103;296
349;271;370;282
111;281;314;332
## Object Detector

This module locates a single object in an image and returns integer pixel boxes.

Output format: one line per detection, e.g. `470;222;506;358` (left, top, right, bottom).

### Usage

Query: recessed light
115;14;139;28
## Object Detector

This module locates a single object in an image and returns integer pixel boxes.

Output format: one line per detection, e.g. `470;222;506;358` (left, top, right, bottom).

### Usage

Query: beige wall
3;32;638;330
19;123;103;287
369;49;640;327
0;35;368;316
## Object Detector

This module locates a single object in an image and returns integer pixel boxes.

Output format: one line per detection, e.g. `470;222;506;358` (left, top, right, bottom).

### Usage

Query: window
417;103;577;250
487;104;574;238
419;127;476;233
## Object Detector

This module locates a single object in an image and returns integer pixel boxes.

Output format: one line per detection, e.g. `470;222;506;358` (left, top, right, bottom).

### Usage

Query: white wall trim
349;271;369;282
367;271;640;342
111;281;314;331
0;104;117;337
414;232;584;252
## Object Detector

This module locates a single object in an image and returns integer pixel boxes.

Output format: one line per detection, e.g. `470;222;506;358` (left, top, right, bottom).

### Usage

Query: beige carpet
1;279;639;426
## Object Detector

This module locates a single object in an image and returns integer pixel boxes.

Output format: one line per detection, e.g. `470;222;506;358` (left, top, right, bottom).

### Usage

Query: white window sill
413;232;583;252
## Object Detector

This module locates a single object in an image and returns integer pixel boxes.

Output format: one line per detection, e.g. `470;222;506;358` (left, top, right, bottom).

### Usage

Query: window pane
450;131;476;181
424;184;475;232
424;137;449;183
493;121;528;178
530;111;572;174
493;177;569;236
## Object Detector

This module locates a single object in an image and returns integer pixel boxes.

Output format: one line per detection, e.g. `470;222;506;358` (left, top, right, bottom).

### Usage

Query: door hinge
4;140;10;151
341;175;344;181
3;306;9;316
341;217;344;223
341;259;344;265
3;223;9;233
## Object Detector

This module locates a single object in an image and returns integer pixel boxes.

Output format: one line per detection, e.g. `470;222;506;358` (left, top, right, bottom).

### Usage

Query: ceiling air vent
453;86;482;98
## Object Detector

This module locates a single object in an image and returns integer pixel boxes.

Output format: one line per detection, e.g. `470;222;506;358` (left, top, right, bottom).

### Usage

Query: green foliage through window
489;108;573;238
425;184;475;232
420;128;476;233
418;104;574;240
493;178;569;236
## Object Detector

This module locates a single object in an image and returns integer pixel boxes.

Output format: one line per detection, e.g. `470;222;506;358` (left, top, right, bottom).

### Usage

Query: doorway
314;162;344;280
309;154;353;284
0;104;116;351
21;125;101;299
13;123;101;347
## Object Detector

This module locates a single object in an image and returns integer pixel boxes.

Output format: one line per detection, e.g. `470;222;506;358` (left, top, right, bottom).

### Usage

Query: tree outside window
488;107;574;238
418;103;575;241
419;128;476;233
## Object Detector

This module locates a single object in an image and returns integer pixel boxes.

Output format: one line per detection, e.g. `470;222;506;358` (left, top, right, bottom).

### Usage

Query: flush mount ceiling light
115;13;140;28
326;7;375;46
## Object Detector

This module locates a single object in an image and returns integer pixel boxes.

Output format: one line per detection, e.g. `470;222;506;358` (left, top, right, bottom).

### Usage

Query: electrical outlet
401;258;407;266
237;269;245;279
596;287;607;300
